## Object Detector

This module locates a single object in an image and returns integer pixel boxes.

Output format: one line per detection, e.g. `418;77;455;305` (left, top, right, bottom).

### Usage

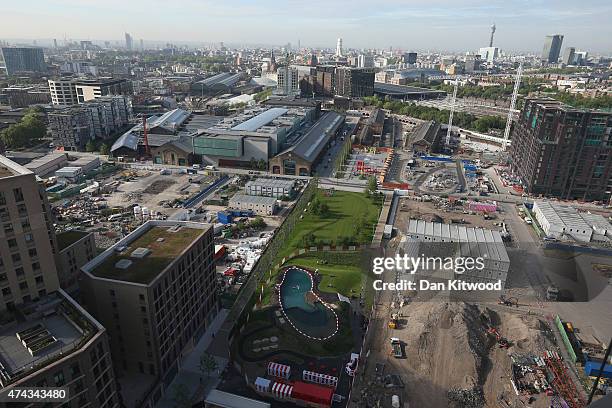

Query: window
15;267;24;276
2;287;11;296
53;371;65;386
11;253;20;263
8;239;17;248
17;203;27;216
70;363;81;379
32;262;40;272
24;233;33;243
35;276;43;285
0;192;5;206
28;248;37;258
13;188;24;202
3;223;13;234
19;282;28;290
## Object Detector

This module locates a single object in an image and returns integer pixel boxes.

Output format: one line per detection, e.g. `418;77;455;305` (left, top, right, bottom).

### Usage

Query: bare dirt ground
358;300;556;408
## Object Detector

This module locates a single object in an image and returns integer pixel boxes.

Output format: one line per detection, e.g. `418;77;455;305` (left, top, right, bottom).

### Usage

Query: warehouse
532;200;611;243
229;194;277;215
245;178;295;198
24;152;68;176
405;219;510;287
269;111;344;176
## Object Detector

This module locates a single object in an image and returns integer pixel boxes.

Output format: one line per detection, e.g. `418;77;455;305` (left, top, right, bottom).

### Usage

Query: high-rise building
562;47;576;65
403;52;417;65
0;47;46;76
80;221;219;406
478;46;499;63
464;55;482;73
315;65;336;97
509;98;612;201
335;67;375;98
48;95;132;151
48;77;132;105
0;289;120;408
277;65;300;96
336;37;343;57
542;34;564;64
0;156;60;311
124;32;133;51
357;55;375;68
139;38;144;50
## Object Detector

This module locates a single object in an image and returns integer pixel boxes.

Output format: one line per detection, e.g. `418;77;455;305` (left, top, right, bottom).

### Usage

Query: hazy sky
2;0;611;53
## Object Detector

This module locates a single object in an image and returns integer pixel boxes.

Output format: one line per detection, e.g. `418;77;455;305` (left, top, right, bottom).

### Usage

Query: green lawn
286;253;365;298
277;190;382;260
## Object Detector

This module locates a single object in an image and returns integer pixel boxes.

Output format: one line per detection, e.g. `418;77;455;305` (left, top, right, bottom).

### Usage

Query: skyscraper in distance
336;38;343;57
0;47;46;75
562;47;576;65
542;34;564;64
124;32;133;51
489;23;496;47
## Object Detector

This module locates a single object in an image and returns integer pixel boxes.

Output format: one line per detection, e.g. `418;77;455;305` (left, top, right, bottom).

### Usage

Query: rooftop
374;82;447;96
411;120;441;146
86;222;207;284
279;111;344;162
246;177;295;189
0;290;100;387
57;230;89;251
229;194;278;205
0;155;33;178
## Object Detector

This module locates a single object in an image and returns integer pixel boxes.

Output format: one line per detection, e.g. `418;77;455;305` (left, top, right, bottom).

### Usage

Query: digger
388;313;400;329
498;295;519;308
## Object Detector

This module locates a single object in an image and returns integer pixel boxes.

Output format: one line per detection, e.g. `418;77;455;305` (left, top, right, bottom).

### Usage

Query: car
524;217;532;224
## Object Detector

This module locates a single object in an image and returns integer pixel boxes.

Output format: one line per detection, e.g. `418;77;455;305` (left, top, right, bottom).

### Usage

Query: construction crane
445;79;459;151
502;63;523;150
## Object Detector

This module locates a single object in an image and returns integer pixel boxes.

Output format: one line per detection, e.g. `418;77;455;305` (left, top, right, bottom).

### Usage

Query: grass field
277;190;382;260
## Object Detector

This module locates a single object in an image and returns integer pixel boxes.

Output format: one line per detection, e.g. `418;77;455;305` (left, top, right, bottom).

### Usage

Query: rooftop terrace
89;224;205;284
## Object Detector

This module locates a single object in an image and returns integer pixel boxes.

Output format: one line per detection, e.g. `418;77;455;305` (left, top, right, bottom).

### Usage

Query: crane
502;63;523;150
445;79;459;151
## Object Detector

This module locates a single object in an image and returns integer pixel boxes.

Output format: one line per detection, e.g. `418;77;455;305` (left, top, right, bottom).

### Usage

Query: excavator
498;295;519;307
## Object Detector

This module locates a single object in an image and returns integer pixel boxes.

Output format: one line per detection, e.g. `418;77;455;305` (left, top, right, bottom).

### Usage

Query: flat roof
246;178;295;189
57;230;89;251
0;155;33;178
229;194;277;205
205;389;270;408
231;108;289;132
87;222;207;284
0;290;101;386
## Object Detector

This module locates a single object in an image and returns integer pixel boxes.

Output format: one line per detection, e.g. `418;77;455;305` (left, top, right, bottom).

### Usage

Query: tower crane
502;63;523;150
445;79;459;151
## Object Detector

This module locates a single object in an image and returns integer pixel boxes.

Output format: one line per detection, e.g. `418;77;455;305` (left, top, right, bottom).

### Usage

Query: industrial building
269;111;345;176
1;47;46;76
23;152;68;176
357;109;385;145
193;105;317;167
245;178;296;198
409;120;443;153
48;95;132;151
0;290;120;408
0;155;60;311
229;194;277;215
192;72;243;94
373;82;446;101
532;201;612;243
48;77;132;106
0;85;51;108
405;220;510;287
80;221;218;407
110;108;215;158
509;98;612;201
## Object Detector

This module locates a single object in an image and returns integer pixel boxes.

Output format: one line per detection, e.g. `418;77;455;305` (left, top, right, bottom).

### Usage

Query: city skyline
2;0;611;53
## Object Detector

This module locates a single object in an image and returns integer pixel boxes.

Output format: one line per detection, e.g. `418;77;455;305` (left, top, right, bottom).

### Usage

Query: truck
546;285;559;301
390;338;403;358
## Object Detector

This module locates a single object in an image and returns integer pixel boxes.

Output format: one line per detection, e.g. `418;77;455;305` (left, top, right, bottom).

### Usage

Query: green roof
57;230;89;251
91;226;204;284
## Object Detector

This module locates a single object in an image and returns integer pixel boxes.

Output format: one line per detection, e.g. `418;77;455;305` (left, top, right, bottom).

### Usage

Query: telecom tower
502;63;523;150
489;24;496;47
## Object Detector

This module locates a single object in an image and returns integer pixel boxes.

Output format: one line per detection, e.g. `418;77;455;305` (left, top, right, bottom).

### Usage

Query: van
205;165;216;171
192;164;201;170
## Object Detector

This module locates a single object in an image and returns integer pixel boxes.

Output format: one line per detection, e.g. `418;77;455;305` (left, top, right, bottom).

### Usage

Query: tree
85;140;97;152
257;159;267;171
171;383;191;408
99;143;110;155
365;176;378;196
199;353;218;379
250;216;266;230
0;112;46;149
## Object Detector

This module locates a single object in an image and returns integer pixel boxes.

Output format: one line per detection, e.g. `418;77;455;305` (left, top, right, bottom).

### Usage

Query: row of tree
0;110;47;149
362;96;506;133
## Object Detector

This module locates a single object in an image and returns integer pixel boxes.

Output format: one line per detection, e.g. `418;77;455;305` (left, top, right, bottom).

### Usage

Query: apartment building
56;230;96;290
48;77;132;106
0;290;120;408
0;155;60;311
509;98;612;201
48;96;132;151
80;221;218;407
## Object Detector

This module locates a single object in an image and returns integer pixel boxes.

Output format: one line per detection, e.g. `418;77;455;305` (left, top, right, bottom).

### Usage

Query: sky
1;0;611;53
